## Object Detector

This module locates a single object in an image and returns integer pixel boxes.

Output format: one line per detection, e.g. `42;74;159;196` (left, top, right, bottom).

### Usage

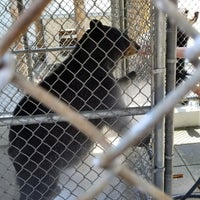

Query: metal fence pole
153;6;166;190
164;0;177;195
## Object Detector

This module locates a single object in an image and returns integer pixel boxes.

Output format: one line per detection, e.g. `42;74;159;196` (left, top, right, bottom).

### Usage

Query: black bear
176;10;199;85
8;20;140;200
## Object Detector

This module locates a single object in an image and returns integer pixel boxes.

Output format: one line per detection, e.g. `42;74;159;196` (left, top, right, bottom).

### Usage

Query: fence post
165;0;177;195
153;5;166;190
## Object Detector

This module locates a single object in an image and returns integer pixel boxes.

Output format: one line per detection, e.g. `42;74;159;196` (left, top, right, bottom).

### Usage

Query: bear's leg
18;167;60;200
104;108;151;147
107;115;131;134
13;155;60;200
103;101;132;136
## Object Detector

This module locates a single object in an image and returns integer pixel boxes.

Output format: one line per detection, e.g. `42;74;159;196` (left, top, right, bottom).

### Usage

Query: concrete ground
0;126;200;199
172;127;200;198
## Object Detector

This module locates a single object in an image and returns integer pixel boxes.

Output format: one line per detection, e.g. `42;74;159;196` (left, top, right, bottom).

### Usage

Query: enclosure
0;0;199;200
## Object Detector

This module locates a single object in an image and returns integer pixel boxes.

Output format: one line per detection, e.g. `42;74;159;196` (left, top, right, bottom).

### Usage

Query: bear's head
177;10;199;47
76;20;140;70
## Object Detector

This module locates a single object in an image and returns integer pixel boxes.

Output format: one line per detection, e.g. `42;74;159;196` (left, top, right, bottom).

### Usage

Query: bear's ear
90;20;103;29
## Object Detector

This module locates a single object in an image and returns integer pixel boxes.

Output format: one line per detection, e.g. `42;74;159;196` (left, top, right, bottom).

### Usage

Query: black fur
176;11;199;85
8;20;140;200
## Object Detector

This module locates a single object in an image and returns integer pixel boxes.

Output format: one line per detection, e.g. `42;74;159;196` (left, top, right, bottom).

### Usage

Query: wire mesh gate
175;0;200;99
1;0;200;199
0;1;156;199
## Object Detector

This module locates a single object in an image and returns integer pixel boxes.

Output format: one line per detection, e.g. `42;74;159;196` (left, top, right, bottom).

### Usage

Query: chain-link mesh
0;0;154;199
176;0;200;100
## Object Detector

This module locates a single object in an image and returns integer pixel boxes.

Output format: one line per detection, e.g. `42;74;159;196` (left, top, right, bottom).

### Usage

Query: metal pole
153;6;166;190
164;0;177;195
12;46;75;54
111;0;120;28
17;0;33;80
119;0;127;77
0;106;151;126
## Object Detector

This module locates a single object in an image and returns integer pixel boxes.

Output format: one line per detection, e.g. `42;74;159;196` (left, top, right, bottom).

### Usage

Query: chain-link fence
0;1;157;200
176;0;200;101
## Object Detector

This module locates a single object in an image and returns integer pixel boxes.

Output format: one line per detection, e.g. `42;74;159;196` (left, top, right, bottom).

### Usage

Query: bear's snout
124;40;140;56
